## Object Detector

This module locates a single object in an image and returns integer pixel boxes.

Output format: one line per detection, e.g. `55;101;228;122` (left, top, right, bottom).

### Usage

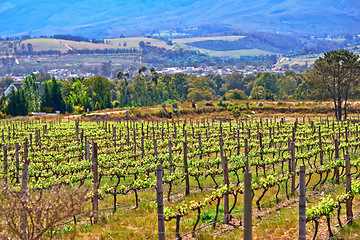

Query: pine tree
4;87;28;116
50;77;65;113
41;82;53;112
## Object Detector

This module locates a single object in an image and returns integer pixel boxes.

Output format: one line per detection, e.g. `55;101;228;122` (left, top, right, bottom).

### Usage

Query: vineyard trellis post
243;138;252;239
222;156;229;224
345;154;353;224
183;141;190;196
156;165;166;240
169;140;172;174
20;138;29;240
287;138;291;173
319;126;323;165
291;142;296;194
244;169;252;238
335;139;339;184
299;166;306;240
16;142;20;183
92;142;99;224
3;145;7;187
85;137;90;160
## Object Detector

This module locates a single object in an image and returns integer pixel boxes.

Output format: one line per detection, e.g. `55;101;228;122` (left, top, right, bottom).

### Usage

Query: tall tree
4;87;28;116
305;50;360;120
23;73;40;112
50;78;66;113
40;82;52;112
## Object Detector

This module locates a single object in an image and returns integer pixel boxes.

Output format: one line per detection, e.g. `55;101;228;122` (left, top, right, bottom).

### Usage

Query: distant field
277;54;322;67
105;37;172;50
22;38;131;53
199;48;279;58
61;40;124;50
172;36;245;44
11;36;280;58
22;39;69;53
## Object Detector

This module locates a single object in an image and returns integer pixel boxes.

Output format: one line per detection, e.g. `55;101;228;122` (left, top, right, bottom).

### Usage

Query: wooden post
127;126;130;146
335;139;339;184
16;143;20;184
222;156;229;224
76;120;79;142
288;138;291;173
319;126;323;165
168;140;172;175
80;129;84;144
154;138;158;160
245;139;249;173
113;126;116;148
299;166;306;240
345;127;349;154
141;137;144;158
133;129;136;155
244;171;252;240
237;129;240;155
291;142;296;194
183;142;190;196
198;133;202;159
3;145;7;187
345;154;353;224
20;138;29;239
259;133;263;161
156;165;166;240
84;137;89;160
92;142;99;224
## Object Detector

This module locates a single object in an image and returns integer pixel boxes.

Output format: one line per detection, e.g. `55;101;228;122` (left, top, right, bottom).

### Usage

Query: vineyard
1;114;360;239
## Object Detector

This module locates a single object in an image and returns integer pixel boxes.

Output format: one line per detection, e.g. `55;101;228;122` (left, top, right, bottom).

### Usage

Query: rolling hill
1;0;360;38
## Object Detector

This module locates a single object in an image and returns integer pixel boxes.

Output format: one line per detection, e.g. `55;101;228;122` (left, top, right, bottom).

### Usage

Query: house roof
0;89;5;96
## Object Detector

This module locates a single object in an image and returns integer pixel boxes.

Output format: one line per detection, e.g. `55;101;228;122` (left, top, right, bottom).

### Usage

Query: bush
162;99;180;105
224;89;248;100
0;112;8;119
112;100;120;108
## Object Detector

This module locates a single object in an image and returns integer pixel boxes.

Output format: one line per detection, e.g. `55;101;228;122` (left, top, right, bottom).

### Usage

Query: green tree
220;72;245;95
224;89;248;100
35;72;51;83
40;81;53;112
305;49;360;120
50;78;66;113
277;75;297;100
253;72;279;95
4;87;28;116
23;73;40;112
187;76;213;101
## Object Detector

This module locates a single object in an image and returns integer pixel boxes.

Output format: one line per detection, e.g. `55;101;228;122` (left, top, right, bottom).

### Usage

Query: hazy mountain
1;0;360;37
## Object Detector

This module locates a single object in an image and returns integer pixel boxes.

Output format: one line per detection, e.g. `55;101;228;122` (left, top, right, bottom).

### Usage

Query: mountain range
1;0;360;37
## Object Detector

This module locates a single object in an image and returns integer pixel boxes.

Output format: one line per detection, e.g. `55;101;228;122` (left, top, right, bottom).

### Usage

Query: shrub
112;100;120;108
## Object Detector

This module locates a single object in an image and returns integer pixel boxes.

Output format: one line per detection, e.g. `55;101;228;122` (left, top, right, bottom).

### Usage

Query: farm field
3;36;281;59
106;37;172;50
1;108;360;239
276;54;323;68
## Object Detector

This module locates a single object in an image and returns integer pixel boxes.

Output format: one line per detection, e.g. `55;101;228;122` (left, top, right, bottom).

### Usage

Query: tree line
0;49;359;120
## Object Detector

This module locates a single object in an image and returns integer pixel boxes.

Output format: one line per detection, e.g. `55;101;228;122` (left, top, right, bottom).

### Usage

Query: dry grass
22;39;69;53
